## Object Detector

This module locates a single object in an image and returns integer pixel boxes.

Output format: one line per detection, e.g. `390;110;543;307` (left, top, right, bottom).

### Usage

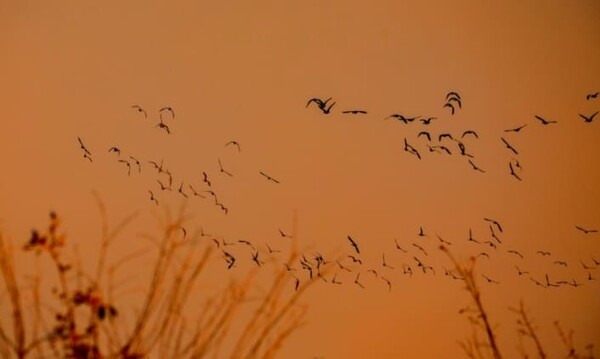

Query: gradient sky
1;1;600;358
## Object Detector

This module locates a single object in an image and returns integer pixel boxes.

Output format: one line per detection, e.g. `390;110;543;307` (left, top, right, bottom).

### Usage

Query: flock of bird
75;90;599;293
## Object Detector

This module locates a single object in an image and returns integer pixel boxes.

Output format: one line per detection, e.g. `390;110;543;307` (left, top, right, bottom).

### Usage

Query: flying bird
483;218;503;233
501;137;519;155
418;131;431;141
575;226;598;234
259;171;280;184
482;274;499;284
131;105;147;118
77;137;92;155
586;92;599;100
188;185;206;198
462;130;478;139
347;235;360;254
118;159;131;176
129;156;141;173
534;115;557;125
159;106;175;119
202;172;212;187
420;117;437;125
157;179;171;191
342;110;367;114
155;121;171;134
438;133;454;142
446;92;461;101
306;97;336;114
225;140;241;152
579;111;598;123
509;161;522;181
468;159;485;173
148;190;158;205
177;182;188;198
218;159;233;177
108;147;121;156
279;229;292;238
504;124;527;133
443;102;455;115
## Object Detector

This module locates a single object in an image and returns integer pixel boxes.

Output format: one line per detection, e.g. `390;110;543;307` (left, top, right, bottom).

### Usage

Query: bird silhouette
259;171;280;184
509;161;522;181
386;114;420;123
443;103;455;115
420;117;437;125
483;218;503;233
354;273;365;289
482;274;499;284
108;147;121;156
403;138;421;159
508;250;524;259
438;133;454;142
342;110;367;114
306;97;335;114
118;159;131;176
395;239;408;253
157;179;171;191
225;140;241;152
202;172;212;187
467;159;485;173
218;159;233;177
129;156;141;173
132;105;147;118
575;226;598;234
148;190;158;205
534;115;557;125
462;130;478;139
156;120;171;134
382;253;395;269
505;124;527;133
579;111;598;123
412;243;428;256
188;185;206;198
159;106;175;119
279;228;293;238
177;182;188;198
418;131;432;141
347;235;360;254
501;137;519;155
516;266;529;276
586;92;599;100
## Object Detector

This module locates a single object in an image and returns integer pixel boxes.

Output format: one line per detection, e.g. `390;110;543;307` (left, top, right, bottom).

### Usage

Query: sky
1;0;600;358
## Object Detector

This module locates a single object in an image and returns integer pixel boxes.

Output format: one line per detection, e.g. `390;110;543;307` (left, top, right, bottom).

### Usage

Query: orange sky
1;1;600;357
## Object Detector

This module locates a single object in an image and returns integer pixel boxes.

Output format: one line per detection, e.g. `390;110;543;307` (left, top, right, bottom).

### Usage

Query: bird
223;251;236;270
438;133;454;142
509;161;522;181
238;240;256;250
444;103;455;115
225;140;241;152
507;250;524;259
306;97;335;114
418;131;431;141
575;226;598;234
342;110;367;114
394;239;408;253
155;121;171;134
77;137;92;155
331;273;343;285
381;277;392;292
412;243;428;256
501;137;519;155
188;185;206;198
446;96;462;109
148;160;163;173
354;273;365;289
436;234;452;246
148;190;158;205
347;235;360;254
129;156;141;173
468;228;479;243
157;179;171;191
483;218;503;233
534;115;557;125
202;172;211;187
420;117;437;125
403;139;421;159
180;227;187;239
489;225;502;244
456;141;473;158
118;159;131;176
446;92;461;101
586;92;599;100
537;250;551;256
482;274;499;284
251;251;262;267
259;171;280;184
347;255;363;265
337;261;352;272
515;266;529;276
418;226;426;237
108;147;121;156
468;159;485;173
131;105;147;118
579;111;598;123
382;253;395;269
429;145;452;155
478;252;490;259
504;124;527;133
386;114;420;123
159;106;175;119
218;159;233;177
215;202;229;215
177;182;188;198
266;243;280;254
462;130;478;139
367;269;379;277
553;260;568;267
484;240;497;249
279;229;292;238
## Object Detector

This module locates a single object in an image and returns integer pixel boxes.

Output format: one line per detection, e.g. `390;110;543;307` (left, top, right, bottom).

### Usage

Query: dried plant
0;198;320;358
